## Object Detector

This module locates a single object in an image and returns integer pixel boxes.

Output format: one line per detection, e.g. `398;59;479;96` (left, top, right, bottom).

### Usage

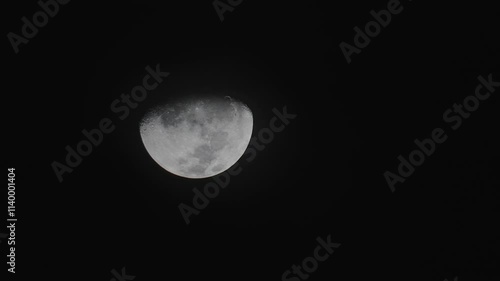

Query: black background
4;0;499;280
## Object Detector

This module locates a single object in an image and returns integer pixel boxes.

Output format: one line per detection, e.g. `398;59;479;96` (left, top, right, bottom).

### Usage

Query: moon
139;96;253;179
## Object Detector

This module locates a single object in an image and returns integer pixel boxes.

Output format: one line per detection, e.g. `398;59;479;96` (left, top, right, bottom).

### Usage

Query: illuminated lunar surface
140;97;253;179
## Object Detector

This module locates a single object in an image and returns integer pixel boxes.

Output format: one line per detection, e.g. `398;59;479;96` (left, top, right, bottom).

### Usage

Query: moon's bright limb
140;96;253;179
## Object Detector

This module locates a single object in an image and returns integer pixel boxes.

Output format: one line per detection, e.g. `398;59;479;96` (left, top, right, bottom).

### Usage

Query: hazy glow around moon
140;96;253;179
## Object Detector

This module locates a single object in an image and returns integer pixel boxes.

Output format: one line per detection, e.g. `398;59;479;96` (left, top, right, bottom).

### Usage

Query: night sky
5;0;499;280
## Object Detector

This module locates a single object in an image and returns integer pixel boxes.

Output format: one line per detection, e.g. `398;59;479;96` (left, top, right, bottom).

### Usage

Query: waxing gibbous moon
140;96;253;179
